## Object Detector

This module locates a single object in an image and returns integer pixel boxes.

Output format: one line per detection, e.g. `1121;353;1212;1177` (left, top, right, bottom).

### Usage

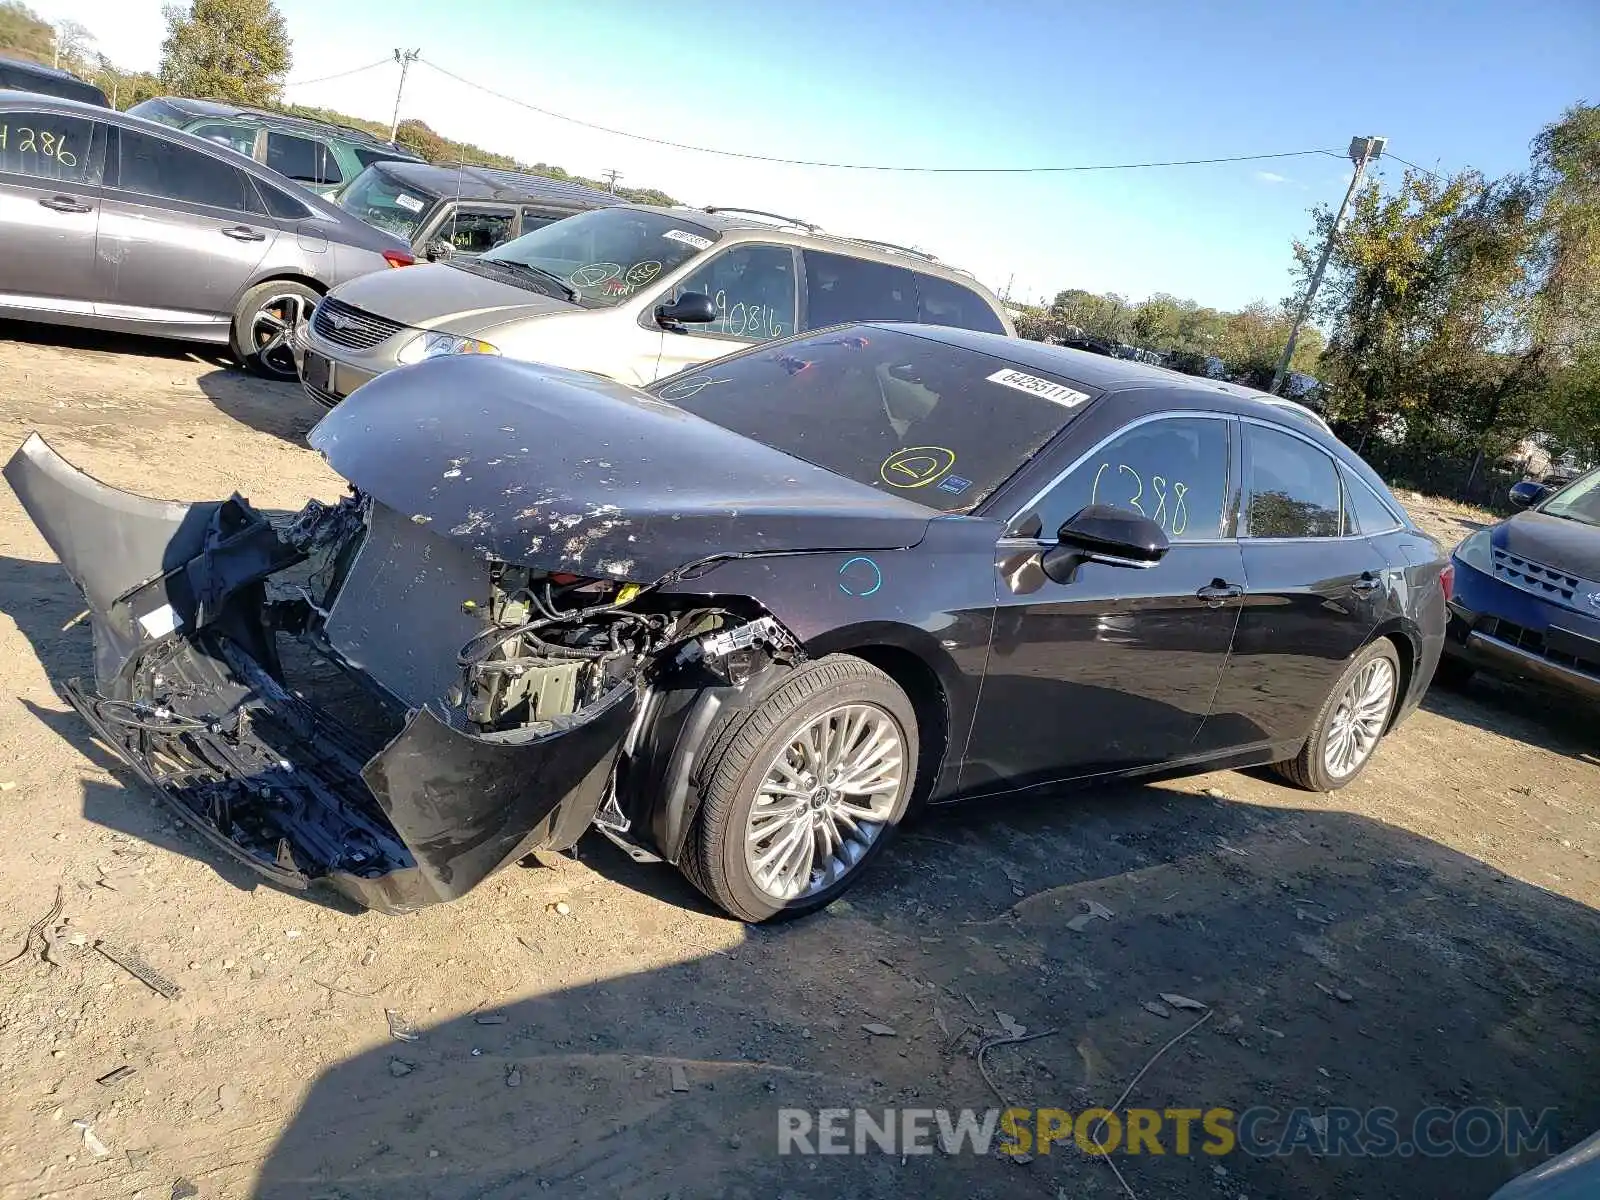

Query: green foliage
0;1;53;63
1297;103;1600;498
159;0;291;106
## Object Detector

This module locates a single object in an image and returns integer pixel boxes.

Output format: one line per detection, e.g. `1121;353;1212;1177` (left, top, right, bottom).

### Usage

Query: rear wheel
679;655;918;922
232;281;319;381
1273;639;1401;791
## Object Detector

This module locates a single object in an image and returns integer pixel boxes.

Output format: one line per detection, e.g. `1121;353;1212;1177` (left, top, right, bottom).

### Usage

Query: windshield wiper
475;258;578;302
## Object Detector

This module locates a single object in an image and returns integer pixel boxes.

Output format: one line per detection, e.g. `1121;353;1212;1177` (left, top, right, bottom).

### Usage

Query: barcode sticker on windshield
986;368;1091;408
393;193;425;213
663;229;713;250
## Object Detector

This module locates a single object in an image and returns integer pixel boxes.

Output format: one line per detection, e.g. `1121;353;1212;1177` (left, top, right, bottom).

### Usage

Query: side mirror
1508;480;1549;509
424;239;454;262
655;291;716;330
1040;504;1170;584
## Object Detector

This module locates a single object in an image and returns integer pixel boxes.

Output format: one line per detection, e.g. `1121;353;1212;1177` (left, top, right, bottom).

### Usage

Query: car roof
0;60;108;105
873;323;1337;434
368;160;624;208
653;204;994;286
139;95;421;153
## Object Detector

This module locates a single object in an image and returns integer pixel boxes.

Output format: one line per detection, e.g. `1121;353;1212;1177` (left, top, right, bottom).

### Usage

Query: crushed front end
4;434;773;913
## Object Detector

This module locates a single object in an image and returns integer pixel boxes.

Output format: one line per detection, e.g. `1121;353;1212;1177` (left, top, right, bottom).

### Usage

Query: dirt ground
0;323;1596;1200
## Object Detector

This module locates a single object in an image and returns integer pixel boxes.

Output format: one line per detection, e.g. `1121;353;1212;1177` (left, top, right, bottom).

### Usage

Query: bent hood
1497;510;1600;581
330;261;577;332
307;355;936;580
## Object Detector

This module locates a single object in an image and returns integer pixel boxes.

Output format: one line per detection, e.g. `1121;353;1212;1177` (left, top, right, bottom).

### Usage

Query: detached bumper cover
5;434;634;913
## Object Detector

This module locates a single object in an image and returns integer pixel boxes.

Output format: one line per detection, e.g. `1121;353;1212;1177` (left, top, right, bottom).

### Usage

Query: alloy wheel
744;702;905;901
1323;656;1396;779
250;293;313;378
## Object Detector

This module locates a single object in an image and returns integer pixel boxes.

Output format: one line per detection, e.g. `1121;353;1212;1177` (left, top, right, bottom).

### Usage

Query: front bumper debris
4;434;636;913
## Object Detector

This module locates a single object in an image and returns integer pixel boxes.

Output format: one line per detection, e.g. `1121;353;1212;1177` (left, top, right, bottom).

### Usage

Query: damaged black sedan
6;325;1449;921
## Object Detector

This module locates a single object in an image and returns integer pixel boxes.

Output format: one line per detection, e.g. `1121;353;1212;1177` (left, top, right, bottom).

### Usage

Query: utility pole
389;49;421;143
601;168;622;194
1270;134;1387;395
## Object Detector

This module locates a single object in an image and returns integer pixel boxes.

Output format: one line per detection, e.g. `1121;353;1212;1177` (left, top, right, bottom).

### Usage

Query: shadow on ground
1424;674;1599;768
196;367;325;446
0;318;231;367
247;793;1600;1199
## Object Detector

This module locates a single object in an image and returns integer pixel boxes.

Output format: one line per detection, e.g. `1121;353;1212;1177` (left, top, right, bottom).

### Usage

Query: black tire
1432;653;1475;690
679;655;918;923
231;280;320;381
1272;638;1402;792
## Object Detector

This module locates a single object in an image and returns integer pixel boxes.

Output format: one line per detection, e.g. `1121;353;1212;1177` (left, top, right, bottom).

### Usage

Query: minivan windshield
1541;467;1600;527
481;208;719;307
337;167;434;239
649;326;1090;514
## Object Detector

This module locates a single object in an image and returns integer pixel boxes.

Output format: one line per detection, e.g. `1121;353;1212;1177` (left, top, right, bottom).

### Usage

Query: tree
52;17;92;69
0;1;54;63
159;0;291;106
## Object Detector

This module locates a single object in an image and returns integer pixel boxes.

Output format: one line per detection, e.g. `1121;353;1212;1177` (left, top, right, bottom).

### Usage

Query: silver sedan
0;91;414;379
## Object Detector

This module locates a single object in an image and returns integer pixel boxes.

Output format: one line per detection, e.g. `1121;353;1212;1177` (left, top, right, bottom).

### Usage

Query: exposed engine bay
5;433;804;913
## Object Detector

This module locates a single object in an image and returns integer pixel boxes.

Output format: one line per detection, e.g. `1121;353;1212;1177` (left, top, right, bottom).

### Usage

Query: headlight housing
396;332;501;364
1453;528;1493;573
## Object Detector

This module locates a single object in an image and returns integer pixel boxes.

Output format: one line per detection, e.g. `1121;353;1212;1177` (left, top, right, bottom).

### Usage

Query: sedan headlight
396;332;501;364
1453;528;1493;573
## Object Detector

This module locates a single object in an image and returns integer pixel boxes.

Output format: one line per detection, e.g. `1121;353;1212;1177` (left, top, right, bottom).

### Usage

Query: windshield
1541;467;1600;527
481;208;718;307
649;326;1092;514
336;167;434;239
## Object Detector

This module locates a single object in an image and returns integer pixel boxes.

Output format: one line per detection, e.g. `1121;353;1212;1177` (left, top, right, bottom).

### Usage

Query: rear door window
672;244;798;341
915;272;1006;334
114;127;254;211
1242;423;1343;538
266;132;341;185
1339;464;1403;534
801;250;917;329
0;111;103;184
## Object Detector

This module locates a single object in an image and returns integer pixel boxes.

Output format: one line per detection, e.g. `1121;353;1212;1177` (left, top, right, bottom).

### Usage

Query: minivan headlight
1453;528;1493;573
396;332;501;364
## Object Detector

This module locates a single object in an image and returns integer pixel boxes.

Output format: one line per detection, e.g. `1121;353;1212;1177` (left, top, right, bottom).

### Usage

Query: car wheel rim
745;702;904;902
250;293;312;377
1323;656;1396;779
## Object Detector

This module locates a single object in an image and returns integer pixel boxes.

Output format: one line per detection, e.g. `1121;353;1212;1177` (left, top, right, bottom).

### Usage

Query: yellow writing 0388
0;125;78;168
999;1107;1236;1156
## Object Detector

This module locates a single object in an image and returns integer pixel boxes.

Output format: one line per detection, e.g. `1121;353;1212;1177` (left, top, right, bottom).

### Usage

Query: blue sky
33;0;1598;310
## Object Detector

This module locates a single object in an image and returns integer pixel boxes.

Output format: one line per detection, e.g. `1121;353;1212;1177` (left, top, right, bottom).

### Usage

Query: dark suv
335;160;622;258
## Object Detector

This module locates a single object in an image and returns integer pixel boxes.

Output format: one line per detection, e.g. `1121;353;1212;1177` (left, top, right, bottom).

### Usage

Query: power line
285;57;394;88
1383;151;1446;180
419;59;1341;175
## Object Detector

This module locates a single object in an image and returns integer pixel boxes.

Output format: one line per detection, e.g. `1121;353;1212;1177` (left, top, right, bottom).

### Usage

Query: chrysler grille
310;298;406;351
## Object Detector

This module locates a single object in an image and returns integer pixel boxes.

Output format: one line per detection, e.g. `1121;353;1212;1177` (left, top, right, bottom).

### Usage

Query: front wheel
232;281;320;381
1273;638;1401;791
679;655;918;922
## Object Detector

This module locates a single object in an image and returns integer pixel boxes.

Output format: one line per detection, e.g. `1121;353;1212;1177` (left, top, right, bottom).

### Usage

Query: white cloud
1253;170;1290;185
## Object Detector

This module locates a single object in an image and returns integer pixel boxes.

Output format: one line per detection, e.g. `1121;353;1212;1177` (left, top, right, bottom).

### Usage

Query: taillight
382;249;416;268
1440;562;1455;604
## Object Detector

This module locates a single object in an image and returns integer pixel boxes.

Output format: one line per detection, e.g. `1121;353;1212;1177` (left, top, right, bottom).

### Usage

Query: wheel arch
1370;617;1423;731
230;272;329;315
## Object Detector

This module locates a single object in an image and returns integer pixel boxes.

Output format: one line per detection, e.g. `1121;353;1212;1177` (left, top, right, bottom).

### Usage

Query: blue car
1443;466;1600;698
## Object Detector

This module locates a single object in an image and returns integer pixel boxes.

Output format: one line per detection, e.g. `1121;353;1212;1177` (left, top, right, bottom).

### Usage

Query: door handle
1196;580;1244;607
1351;573;1383;595
38;195;91;214
220;225;266;242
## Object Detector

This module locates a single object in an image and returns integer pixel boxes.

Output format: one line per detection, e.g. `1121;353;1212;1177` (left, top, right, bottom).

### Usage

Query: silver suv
0;93;413;378
294;205;1013;404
